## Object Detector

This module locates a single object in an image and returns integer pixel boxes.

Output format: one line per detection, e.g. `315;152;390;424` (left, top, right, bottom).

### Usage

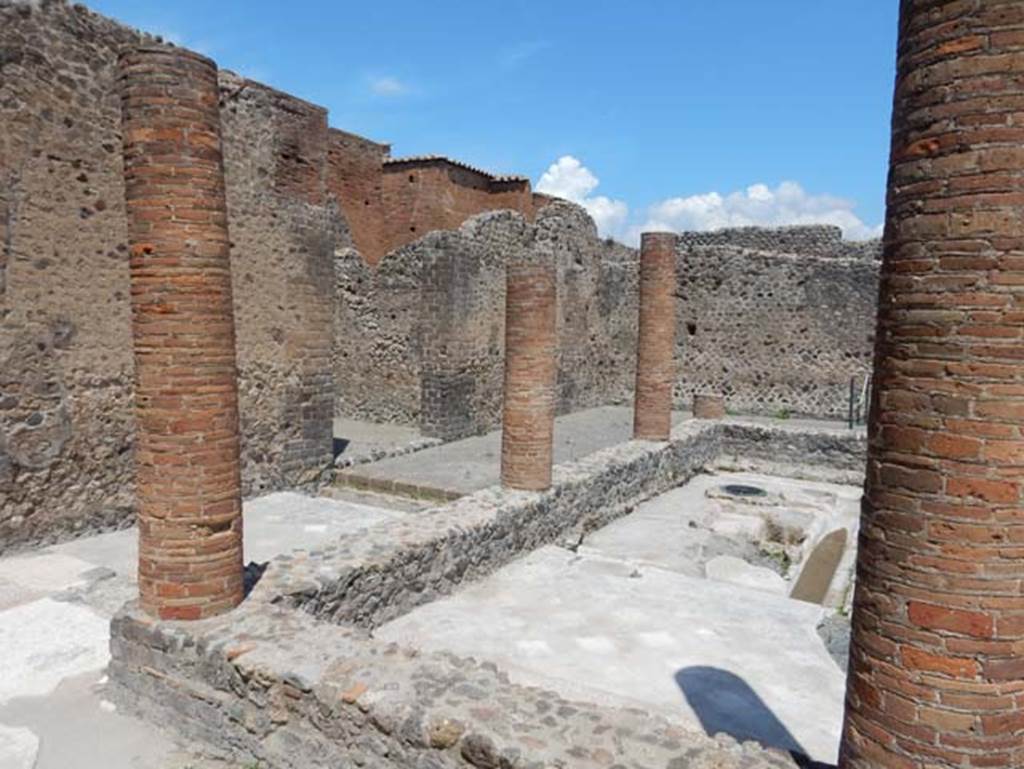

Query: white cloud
535;156;629;239
632;181;882;243
368;76;408;97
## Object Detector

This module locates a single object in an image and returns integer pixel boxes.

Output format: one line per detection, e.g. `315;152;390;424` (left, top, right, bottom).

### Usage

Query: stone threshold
109;418;864;769
333;470;462;504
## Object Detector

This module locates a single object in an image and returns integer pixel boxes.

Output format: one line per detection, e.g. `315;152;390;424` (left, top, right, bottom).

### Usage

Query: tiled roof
383;154;528;183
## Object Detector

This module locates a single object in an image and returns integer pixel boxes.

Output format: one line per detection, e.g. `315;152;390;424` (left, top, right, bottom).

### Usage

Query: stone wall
337;220;879;437
219;72;346;494
678;224;882;261
676;227;881;419
0;1;144;551
0;1;343;552
333;202;639;440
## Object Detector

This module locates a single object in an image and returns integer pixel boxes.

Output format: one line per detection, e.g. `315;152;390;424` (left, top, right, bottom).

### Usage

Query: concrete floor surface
343;405;689;495
0;491;407;769
378;471;861;765
0;419;860;768
332;416;430;466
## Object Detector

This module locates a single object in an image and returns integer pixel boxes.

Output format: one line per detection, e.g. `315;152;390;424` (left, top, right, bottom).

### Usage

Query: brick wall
376;158;538;261
326;129;388;264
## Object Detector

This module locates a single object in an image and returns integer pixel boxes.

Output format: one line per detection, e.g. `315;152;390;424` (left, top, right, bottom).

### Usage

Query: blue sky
90;0;899;242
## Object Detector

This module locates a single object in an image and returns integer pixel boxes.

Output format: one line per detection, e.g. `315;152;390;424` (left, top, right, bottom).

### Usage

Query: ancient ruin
0;1;1022;768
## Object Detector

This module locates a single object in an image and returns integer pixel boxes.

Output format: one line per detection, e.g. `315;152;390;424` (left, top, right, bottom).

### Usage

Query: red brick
908;602;994;638
900;646;980;678
633;233;677;439
843;6;1024;768
500;263;556;491
120;46;244;621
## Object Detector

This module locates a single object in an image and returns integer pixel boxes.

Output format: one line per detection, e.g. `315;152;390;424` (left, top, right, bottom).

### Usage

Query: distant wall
326;129;388;264
334;203;638;440
676;226;881;418
335;218;881;437
375;159;539;263
678;225;882;261
0;1;343;552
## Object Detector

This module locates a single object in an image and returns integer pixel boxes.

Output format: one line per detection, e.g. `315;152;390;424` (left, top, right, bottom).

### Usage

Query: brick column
119;46;244;620
633;232;677;440
501;263;556;491
841;5;1024;769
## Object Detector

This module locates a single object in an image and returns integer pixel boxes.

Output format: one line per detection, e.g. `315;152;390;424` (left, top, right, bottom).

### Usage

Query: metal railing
848;373;871;430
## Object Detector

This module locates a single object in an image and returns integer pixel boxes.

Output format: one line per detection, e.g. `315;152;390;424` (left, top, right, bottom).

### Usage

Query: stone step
332;470;462;505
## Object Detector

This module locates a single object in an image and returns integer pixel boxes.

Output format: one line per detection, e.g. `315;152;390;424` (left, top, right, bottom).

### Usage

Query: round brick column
501;263;557;491
633;232;677;440
119;46;244;620
841;6;1024;769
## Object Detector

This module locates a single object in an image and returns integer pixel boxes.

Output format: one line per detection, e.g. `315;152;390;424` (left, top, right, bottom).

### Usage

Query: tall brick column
842;4;1024;768
119;46;244;620
501;263;557;491
633;232;677;440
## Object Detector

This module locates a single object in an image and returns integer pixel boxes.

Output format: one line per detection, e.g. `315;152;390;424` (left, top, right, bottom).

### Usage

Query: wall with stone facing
675;227;881;419
678;224;882;261
0;1;144;551
333;203;639;440
337;219;879;436
0;1;344;552
218;72;348;495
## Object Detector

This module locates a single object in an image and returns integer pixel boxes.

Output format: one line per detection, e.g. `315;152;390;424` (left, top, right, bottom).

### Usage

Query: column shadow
675;666;835;769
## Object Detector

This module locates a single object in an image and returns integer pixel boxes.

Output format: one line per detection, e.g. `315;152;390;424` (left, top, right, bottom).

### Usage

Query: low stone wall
716;421;870;485
109;418;864;768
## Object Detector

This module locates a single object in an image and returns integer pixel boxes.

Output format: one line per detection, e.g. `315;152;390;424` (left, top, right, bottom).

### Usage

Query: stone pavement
332;416;437;468
376;471;861;765
0;491;408;769
337;404;690;498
